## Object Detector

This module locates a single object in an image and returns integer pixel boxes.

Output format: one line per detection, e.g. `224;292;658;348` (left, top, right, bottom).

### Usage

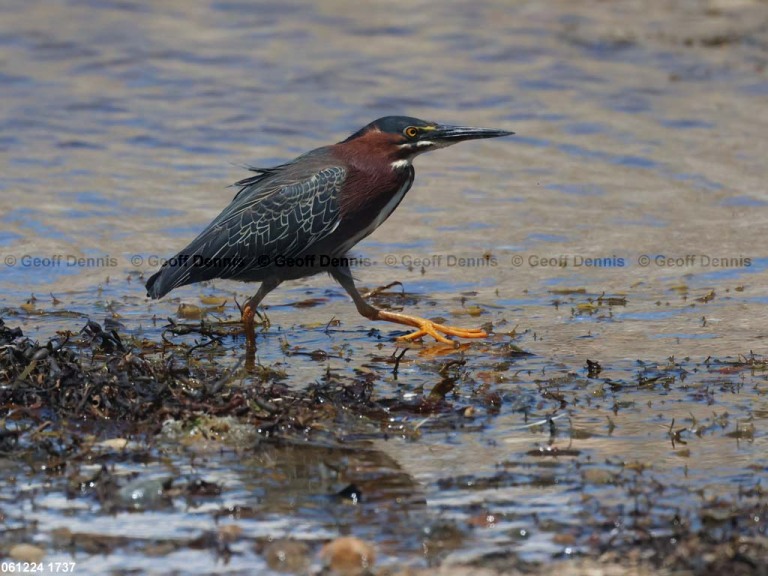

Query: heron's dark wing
146;165;345;298
229;161;295;201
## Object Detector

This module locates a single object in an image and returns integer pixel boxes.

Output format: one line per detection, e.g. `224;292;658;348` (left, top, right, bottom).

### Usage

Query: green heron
146;116;512;348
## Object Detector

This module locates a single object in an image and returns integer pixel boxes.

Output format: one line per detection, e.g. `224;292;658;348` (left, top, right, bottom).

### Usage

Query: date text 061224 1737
1;562;77;573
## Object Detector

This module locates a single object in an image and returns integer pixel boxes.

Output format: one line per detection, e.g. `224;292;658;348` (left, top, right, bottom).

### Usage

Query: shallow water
1;0;767;573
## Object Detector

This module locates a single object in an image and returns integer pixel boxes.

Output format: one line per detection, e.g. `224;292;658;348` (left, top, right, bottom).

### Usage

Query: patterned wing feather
146;166;345;298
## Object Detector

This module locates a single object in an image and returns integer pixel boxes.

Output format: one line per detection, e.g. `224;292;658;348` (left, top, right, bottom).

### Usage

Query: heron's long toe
395;322;487;344
375;310;487;344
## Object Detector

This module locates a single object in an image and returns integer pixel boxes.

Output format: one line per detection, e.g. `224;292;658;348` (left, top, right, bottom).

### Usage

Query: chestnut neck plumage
328;130;416;253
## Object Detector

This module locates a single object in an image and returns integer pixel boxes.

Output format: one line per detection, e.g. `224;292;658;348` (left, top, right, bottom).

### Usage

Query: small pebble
9;543;45;563
96;438;130;450
263;538;310;574
320;536;375;576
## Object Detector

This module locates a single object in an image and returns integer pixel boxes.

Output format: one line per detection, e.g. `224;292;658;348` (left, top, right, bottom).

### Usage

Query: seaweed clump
0;316;399;445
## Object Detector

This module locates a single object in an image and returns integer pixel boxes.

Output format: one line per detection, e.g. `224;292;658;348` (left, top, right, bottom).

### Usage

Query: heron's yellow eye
404;126;418;139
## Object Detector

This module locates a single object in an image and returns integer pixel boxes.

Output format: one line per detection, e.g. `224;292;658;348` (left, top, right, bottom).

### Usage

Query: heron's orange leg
331;268;487;344
240;278;281;352
242;303;257;351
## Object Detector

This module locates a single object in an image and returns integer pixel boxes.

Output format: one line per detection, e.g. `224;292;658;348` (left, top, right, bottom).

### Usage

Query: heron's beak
429;124;514;144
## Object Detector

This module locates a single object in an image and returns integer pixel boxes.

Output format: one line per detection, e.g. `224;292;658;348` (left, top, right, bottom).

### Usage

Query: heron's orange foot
373;309;486;344
395;321;487;344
